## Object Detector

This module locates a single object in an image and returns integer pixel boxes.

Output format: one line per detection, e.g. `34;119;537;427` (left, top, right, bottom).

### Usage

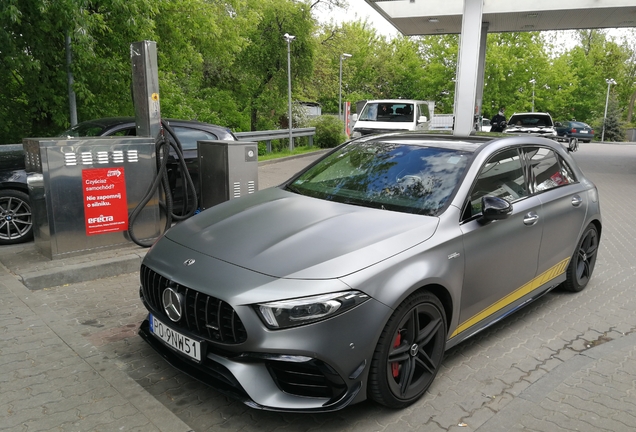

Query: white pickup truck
351;99;435;138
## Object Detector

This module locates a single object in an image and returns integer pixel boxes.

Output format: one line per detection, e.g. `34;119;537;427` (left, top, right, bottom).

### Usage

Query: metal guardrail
1;127;318;156
235;127;316;152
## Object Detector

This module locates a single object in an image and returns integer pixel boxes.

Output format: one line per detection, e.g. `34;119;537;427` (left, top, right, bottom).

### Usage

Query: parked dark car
138;132;601;412
0;117;237;245
555;121;595;143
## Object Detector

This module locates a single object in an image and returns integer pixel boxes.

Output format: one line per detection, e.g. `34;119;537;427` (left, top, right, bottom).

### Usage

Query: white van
351;99;434;138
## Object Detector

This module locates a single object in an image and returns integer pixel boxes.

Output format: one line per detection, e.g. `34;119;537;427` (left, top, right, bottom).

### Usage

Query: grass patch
259;145;324;161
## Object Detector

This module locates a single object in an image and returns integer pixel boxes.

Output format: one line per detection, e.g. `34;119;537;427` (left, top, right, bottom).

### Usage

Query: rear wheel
561;224;598;292
368;291;446;408
0;190;33;245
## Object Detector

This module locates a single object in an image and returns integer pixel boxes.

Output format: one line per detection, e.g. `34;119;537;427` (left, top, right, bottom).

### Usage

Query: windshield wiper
284;183;303;195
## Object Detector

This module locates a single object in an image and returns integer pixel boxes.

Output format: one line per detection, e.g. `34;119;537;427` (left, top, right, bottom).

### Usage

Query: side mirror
418;116;427;123
352;113;358;122
481;196;512;222
555;122;562;127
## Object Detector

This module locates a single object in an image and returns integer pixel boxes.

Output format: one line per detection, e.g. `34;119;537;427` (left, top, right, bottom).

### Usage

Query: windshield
358;103;416;123
508;114;553;128
286;142;470;216
59;122;111;137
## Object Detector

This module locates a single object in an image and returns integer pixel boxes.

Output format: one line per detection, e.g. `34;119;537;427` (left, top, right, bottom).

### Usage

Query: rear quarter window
525;147;575;192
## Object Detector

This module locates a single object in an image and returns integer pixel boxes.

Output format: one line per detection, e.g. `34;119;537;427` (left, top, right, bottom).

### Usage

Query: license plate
150;314;202;362
580;130;588;133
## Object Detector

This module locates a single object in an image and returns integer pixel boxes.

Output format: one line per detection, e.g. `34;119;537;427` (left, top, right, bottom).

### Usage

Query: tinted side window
525;147;572;192
465;148;528;218
109;127;136;137
172;127;218;150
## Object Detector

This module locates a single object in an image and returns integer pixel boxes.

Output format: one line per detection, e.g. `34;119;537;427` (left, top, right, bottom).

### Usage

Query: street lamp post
283;33;295;151
339;53;352;133
529;78;536;112
602;78;617;142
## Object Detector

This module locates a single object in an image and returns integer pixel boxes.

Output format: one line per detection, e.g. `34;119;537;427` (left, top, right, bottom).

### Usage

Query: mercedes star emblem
162;288;182;322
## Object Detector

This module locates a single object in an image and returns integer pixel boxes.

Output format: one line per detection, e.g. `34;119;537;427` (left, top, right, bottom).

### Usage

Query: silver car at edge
137;132;601;412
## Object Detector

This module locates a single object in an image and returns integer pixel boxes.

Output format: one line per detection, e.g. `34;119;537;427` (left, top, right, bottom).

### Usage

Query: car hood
353;121;414;132
164;188;439;280
504;125;555;136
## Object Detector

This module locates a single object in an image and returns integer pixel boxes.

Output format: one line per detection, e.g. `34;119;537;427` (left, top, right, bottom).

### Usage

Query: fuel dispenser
25;41;163;259
25;137;160;259
198;140;259;209
25;40;259;259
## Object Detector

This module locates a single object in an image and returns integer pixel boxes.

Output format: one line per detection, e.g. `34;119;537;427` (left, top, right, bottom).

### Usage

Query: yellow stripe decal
450;258;570;338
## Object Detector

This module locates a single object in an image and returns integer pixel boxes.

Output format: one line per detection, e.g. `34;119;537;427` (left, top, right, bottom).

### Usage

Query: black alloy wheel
0;190;33;245
369;291;446;408
562;224;599;292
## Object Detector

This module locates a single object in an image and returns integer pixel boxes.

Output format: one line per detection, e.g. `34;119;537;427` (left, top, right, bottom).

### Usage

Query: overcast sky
315;0;399;37
316;0;632;49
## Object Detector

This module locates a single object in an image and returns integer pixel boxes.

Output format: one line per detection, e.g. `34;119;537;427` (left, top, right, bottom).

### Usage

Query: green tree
417;34;459;113
311;20;389;113
232;0;315;131
153;0;253;131
598;92;624;142
482;32;549;118
0;0;157;143
564;30;631;123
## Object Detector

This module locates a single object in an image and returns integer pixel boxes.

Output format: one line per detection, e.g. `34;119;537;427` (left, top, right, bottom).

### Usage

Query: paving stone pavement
0;143;635;431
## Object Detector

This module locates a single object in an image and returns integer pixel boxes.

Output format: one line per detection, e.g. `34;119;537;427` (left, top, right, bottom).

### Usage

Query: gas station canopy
363;0;636;136
366;0;636;36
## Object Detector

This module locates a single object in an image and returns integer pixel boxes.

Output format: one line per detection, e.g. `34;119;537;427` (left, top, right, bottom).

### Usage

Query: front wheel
0;189;33;245
561;224;599;292
368;291;447;408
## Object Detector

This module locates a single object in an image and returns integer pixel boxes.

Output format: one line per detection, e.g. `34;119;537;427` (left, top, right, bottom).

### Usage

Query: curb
19;251;147;290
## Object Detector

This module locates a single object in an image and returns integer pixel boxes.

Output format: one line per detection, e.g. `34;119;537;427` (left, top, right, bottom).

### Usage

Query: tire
0;189;33;245
561;224;599;292
368;291;447;408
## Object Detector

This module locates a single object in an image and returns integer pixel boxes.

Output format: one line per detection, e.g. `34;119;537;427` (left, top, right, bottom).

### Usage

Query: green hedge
311;115;346;148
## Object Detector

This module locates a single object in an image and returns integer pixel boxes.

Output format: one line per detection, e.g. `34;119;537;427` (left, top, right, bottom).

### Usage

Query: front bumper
138;285;392;412
138;318;364;412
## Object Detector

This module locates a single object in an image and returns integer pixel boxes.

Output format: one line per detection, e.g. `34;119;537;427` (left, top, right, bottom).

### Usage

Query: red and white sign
82;167;129;235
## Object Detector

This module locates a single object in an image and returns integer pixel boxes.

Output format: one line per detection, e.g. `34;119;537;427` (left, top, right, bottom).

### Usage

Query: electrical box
25;137;161;259
198;140;258;210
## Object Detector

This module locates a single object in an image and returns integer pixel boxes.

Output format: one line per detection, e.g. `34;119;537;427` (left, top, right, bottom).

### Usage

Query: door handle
524;212;539;226
571;195;582;207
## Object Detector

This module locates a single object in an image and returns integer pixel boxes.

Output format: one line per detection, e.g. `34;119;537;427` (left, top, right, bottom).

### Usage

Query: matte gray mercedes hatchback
138;133;601;412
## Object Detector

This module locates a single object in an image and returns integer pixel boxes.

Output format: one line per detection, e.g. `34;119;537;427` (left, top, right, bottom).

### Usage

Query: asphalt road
1;142;635;432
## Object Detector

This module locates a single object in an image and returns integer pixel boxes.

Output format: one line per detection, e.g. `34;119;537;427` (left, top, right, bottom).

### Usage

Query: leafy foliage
597;93;624;142
311;115;345;148
0;2;635;144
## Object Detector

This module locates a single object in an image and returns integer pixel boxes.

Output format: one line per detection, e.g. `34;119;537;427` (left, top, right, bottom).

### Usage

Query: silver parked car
138;133;601;412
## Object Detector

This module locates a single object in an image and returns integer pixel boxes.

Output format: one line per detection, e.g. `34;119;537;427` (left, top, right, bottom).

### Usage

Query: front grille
140;264;247;344
266;360;347;400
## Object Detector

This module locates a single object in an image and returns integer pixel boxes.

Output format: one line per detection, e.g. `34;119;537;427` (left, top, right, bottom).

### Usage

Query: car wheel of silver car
369;291;446;408
0;190;33;245
562;224;598;292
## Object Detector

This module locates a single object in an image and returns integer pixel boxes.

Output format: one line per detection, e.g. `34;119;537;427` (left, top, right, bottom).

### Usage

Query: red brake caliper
392;332;401;378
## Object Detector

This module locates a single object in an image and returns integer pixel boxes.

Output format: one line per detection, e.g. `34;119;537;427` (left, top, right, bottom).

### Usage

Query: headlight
255;291;369;329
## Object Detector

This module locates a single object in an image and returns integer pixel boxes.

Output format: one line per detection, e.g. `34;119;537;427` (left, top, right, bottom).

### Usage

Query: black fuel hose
127;120;198;247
